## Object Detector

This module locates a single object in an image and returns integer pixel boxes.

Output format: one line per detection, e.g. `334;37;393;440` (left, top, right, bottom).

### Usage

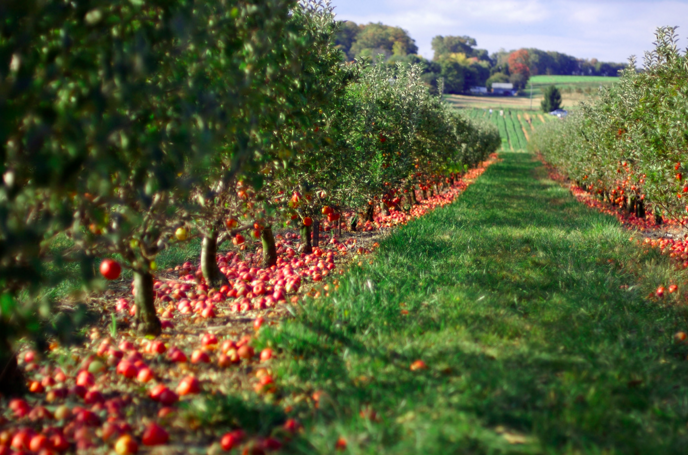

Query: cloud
391;0;551;24
332;0;688;63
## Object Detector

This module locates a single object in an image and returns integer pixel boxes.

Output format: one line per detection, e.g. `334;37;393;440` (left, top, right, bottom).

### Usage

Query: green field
464;108;555;152
526;75;619;97
529;75;619;85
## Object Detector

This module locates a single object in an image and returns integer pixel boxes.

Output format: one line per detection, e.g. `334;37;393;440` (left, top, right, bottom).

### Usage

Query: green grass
266;152;688;454
530;75;619;85
526;75;619;99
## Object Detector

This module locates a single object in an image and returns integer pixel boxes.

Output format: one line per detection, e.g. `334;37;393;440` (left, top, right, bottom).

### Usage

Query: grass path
267;153;688;454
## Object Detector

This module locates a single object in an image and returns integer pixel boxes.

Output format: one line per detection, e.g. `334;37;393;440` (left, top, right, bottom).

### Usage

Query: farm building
469;86;488;95
492;83;515;95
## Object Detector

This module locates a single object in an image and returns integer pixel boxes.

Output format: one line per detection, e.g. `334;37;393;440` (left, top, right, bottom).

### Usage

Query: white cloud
391;0;551;24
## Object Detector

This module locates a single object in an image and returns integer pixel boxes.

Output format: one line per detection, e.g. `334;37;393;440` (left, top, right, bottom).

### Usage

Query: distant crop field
445;91;587;110
527;75;619;96
463;107;556;152
530;75;619;85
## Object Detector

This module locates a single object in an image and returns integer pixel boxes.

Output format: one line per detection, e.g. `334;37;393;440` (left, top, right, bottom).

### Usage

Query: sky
330;0;688;64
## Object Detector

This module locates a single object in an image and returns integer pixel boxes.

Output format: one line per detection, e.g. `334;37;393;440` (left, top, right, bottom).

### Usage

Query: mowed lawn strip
264;153;688;454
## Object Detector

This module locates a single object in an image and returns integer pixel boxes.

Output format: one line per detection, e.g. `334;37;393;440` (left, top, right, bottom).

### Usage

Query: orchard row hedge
530;27;688;222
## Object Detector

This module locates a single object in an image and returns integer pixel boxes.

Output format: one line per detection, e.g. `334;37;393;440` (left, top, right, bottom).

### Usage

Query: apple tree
187;0;349;276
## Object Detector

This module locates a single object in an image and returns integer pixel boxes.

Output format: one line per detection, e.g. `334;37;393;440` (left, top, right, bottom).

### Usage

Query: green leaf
0;294;16;314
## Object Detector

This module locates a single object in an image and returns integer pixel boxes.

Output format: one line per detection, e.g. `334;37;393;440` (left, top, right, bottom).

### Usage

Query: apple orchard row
0;0;500;390
530;27;688;227
0;172;493;455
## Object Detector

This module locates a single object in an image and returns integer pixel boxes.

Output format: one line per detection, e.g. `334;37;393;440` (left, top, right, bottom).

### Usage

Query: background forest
335;21;626;94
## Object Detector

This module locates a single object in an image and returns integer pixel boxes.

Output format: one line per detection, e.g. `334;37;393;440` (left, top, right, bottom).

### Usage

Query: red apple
137;368;154;383
100;259;122;280
114;434;138;455
116;361;138;379
84;390;104;405
76;370;95;387
158;389;179;406
167;348;187;363
148;341;166;354
50;433;70;452
177;376;201;396
237;345;254;360
410;360;427;371
220;340;236;353
284;418;301;433
149;384;167;401
190;350;210;364
253;317;266;331
218;354;233;368
11;429;34;451
29;380;44;393
158;407;176;419
29;434;50;452
220;430;245;451
141;423;168;446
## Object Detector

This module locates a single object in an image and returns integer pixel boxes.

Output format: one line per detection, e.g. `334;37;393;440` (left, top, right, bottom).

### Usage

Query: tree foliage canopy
508;49;531;90
335;26;624;96
486;72;509;89
492;47;625;77
541;85;563;112
431;35;478;60
335;21;417;60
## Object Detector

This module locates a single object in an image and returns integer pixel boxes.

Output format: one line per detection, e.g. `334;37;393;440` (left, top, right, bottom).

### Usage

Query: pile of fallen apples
3;324;300;455
568;182;688;271
0;161;496;455
376;177;474;229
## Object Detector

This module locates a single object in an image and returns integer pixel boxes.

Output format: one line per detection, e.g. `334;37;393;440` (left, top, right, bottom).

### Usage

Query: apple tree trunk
0;338;24;397
312;219;320;248
261;225;277;268
409;187;417;206
201;232;228;288
133;271;162;336
364;204;375;222
349;215;358;232
380;202;390;216
654;207;663;225
300;223;312;254
626;195;634;214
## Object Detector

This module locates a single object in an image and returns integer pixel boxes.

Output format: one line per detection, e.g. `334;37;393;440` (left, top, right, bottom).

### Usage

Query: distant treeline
335;21;626;95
